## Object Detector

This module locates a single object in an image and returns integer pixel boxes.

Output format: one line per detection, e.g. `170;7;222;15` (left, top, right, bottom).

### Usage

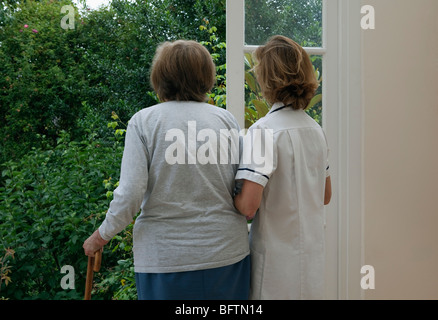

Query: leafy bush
0;0;227;164
245;0;322;46
0;124;127;299
0;0;88;162
0;248;15;299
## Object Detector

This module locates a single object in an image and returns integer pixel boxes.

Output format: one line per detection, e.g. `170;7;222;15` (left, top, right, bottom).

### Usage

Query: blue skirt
135;255;250;300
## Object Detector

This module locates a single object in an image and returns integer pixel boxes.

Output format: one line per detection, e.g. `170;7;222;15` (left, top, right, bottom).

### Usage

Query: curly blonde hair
254;35;318;110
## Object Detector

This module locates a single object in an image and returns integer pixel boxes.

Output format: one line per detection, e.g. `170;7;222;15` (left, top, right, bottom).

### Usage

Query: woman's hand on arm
234;179;264;219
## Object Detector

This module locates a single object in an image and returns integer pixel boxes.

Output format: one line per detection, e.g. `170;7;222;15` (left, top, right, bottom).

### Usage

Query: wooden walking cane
84;249;102;300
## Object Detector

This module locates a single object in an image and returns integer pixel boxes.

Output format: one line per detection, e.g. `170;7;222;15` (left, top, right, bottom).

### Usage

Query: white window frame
226;0;364;300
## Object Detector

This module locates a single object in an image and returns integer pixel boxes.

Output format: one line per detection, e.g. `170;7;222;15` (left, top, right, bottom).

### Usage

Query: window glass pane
306;55;323;125
244;53;323;128
245;0;323;47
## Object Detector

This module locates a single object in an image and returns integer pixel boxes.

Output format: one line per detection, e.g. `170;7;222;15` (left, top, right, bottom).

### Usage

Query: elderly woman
234;35;332;300
83;40;250;300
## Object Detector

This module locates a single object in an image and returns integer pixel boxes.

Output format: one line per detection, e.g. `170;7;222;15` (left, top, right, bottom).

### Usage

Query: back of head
254;35;318;110
150;40;216;102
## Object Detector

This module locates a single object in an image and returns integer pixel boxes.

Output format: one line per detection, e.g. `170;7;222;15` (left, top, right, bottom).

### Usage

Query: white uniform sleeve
235;126;277;188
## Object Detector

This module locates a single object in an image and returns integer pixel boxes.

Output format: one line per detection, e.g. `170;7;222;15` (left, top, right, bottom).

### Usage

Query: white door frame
226;0;364;300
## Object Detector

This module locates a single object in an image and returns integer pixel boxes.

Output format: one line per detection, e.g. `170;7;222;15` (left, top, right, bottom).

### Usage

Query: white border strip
244;45;326;55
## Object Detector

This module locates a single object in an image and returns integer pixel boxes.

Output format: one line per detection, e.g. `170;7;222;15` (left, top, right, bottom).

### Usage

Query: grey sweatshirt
99;101;250;273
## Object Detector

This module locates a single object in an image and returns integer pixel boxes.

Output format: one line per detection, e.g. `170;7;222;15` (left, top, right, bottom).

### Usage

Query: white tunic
236;102;330;300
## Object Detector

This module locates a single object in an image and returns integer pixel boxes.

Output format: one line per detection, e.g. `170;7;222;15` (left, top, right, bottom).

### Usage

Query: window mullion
226;0;245;129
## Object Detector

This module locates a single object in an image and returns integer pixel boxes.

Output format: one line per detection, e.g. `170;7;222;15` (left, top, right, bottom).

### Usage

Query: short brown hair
254;35;318;110
150;40;216;102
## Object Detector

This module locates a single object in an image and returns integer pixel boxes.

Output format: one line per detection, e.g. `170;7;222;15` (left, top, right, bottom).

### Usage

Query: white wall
362;0;438;299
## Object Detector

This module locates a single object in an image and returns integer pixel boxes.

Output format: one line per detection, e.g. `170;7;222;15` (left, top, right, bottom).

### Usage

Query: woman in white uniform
234;35;332;300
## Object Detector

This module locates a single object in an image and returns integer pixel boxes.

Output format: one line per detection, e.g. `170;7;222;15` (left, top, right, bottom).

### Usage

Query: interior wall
361;0;438;299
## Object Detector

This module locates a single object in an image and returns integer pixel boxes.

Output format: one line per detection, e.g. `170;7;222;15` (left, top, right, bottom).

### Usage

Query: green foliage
0;0;227;164
245;0;323;46
0;123;126;299
96;258;136;300
200;23;227;109
0;0;87;162
0;248;15;299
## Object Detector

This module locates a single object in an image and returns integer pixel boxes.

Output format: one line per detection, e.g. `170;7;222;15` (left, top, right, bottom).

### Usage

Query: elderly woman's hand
83;229;109;257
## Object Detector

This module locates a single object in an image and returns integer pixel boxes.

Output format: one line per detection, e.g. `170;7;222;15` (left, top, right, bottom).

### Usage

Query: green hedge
0;0;226;164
